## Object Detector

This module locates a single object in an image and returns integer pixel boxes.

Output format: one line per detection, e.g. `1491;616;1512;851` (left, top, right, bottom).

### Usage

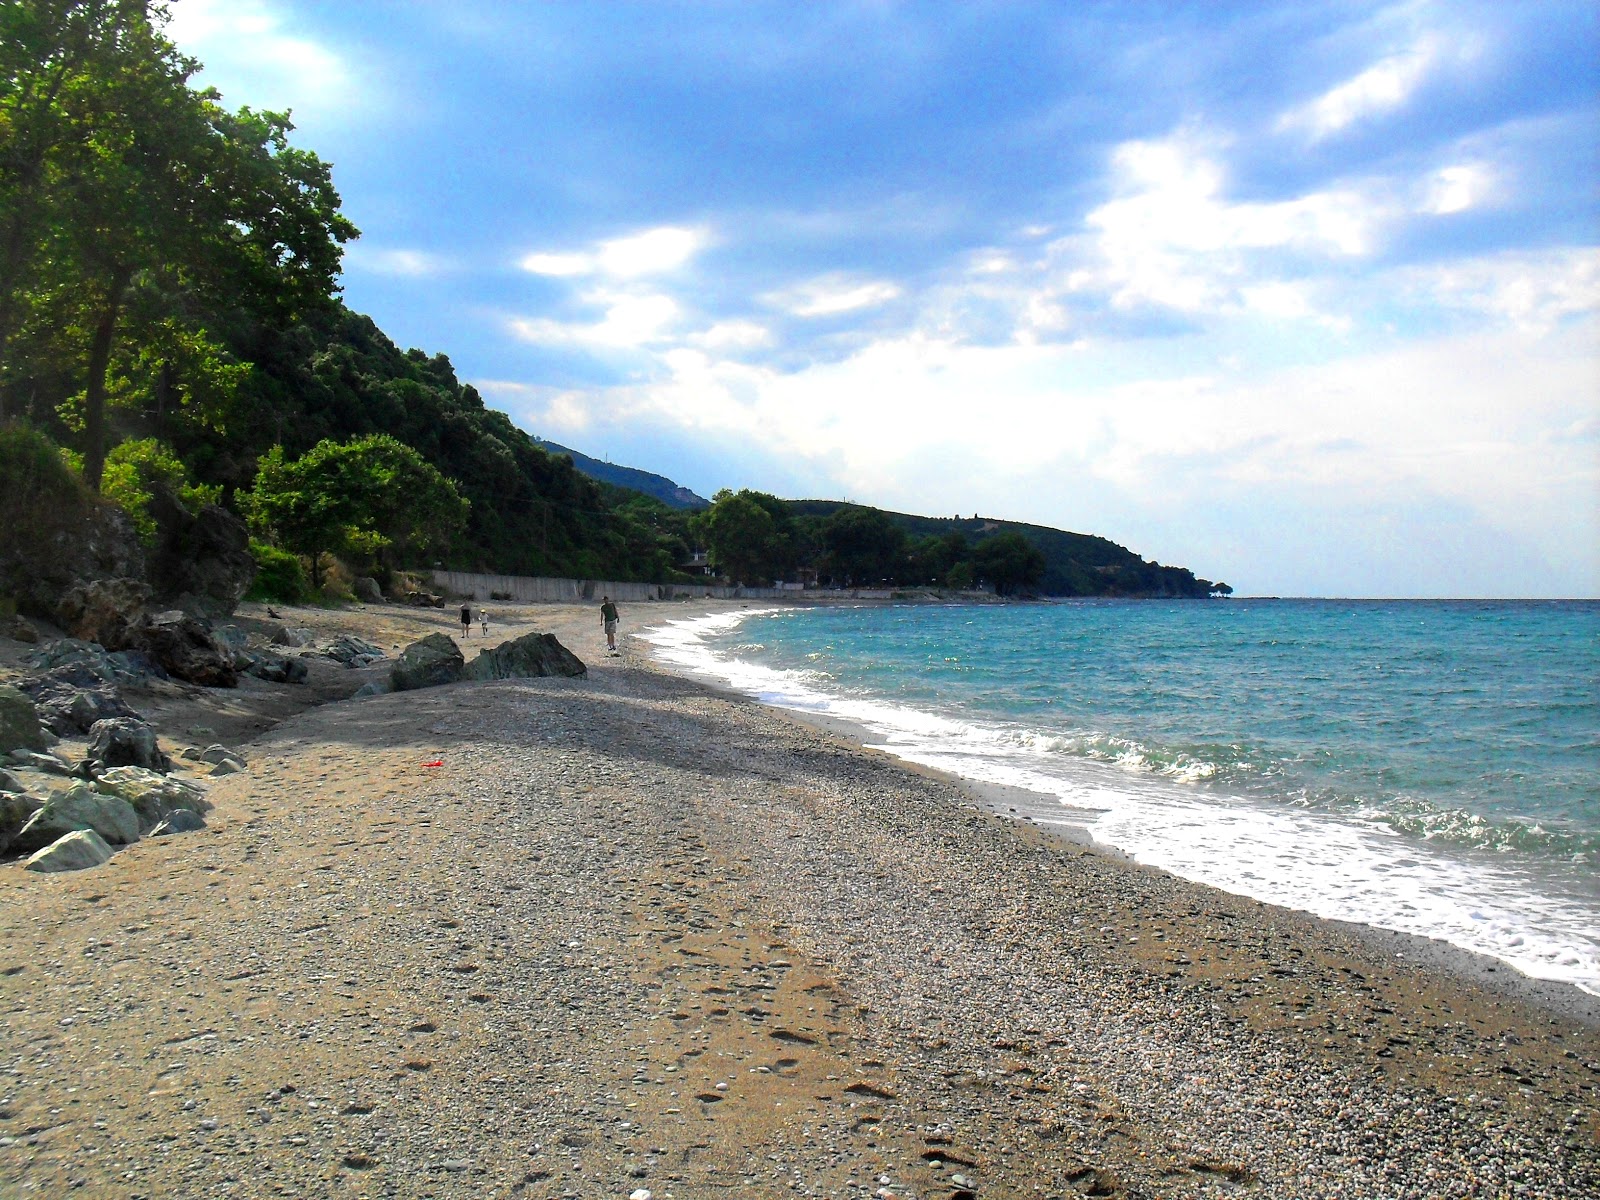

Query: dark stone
322;634;386;667
0;684;49;754
150;808;207;837
391;633;465;691
18;667;140;736
465;632;587;681
144;484;255;617
244;652;308;684
353;576;383;603
123;610;237;688
55;577;150;647
0;613;38;643
0;789;44;857
403;590;444;608
0;501;146;622
85;717;170;772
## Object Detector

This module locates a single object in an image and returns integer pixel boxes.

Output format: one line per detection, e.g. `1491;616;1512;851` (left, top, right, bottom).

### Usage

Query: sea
641;599;1600;996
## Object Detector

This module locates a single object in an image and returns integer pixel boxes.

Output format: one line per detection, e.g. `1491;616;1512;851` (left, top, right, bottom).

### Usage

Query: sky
166;0;1599;597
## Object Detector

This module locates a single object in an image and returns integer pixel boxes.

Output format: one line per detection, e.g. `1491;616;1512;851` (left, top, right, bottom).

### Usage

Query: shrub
244;541;310;604
100;438;223;545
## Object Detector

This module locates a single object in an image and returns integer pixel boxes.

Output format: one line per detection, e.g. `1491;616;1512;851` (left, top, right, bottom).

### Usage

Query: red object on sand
422;760;443;768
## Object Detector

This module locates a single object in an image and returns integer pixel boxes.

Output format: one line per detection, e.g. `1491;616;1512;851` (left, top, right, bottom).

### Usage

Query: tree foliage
693;488;794;585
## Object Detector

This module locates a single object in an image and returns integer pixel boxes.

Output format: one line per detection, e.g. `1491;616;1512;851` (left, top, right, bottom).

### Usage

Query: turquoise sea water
643;600;1600;994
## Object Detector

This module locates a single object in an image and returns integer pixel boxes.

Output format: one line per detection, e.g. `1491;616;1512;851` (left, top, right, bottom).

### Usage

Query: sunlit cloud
765;275;903;318
508;292;682;349
165;0;359;120
343;246;449;277
1400;247;1600;333
1419;163;1495;215
1277;35;1449;141
517;226;707;280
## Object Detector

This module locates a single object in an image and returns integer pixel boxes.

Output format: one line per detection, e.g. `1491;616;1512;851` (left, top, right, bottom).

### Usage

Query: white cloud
765;275;903;318
165;0;358;120
509;292;681;349
1278;36;1445;141
691;320;773;351
518;226;706;280
1419;163;1495;215
1403;247;1600;332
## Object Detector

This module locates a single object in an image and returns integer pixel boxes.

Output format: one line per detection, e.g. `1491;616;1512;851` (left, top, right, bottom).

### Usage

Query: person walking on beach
600;595;619;654
460;602;472;637
480;608;489;637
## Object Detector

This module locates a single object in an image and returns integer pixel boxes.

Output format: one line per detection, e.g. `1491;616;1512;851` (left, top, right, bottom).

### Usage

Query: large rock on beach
144;484;256;617
123;610;237;687
353;576;383;603
94;766;209;829
20;667;140;736
391;633;465;691
323;634;386;667
0;684;49;754
466;631;587;681
84;717;170;773
243;651;308;684
0;612;38;643
13;783;140;851
0;789;45;856
25;638;163;685
25;828;115;872
55;577;150;646
0;501;145;622
150;808;206;837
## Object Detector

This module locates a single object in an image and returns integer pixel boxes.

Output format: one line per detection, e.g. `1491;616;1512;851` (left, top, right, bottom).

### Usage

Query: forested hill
532;438;709;511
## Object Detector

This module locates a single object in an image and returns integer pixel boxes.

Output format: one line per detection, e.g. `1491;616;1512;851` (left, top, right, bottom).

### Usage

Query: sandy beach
1;599;1596;1198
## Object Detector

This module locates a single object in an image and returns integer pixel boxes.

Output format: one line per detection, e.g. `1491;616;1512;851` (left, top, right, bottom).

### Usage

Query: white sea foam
639;611;1600;996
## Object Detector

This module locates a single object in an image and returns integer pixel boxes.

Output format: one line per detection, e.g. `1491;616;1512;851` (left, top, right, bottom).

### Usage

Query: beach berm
0;601;1595;1197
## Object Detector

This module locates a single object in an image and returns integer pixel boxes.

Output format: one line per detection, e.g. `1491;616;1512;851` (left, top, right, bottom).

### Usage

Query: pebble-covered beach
2;603;1596;1198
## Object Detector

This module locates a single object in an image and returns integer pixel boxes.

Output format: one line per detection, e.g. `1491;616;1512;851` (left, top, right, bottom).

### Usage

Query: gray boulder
14;783;141;851
0;499;145;623
0;789;45;856
150;808;207;837
85;717;170;773
19;667;139;736
267;625;316;648
5;749;70;775
25;828;115;873
465;632;587;681
323;634;387;667
353;576;384;603
0;612;38;644
144;484;256;617
351;680;390;700
123;610;237;687
94;766;210;829
391;633;465;691
0;684;48;754
244;651;308;684
25;638;160;685
55;577;150;646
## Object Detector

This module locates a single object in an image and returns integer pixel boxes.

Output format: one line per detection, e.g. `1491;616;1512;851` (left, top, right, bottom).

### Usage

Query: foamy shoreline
1;598;1595;1197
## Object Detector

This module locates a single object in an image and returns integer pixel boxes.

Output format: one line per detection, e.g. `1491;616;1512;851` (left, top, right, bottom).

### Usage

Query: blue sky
168;0;1598;596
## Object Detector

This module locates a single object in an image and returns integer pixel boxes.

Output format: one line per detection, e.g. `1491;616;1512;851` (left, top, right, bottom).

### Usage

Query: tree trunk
82;264;133;491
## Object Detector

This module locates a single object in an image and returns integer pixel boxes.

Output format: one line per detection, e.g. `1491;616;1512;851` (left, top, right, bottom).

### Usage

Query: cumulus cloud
518;226;707;279
508;291;682;350
1277;35;1454;141
764;275;904;318
165;0;359;121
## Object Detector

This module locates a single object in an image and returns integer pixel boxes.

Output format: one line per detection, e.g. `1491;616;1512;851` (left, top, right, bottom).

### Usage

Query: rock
0;612;38;643
244;651;308;684
0;684;49;754
464;631;587;681
124;610;237;687
13;783;141;850
144;483;256;617
353;576;384;603
0;789;45;856
25;828;115;873
351;681;390;700
93;766;210;829
18;667;139;736
391;633;465;691
25;638;160;685
5;749;70;775
323;634;387;667
55;577;150;646
85;717;170;773
0;499;146;623
212;625;250;652
267;625;316;648
403;590;444;608
197;744;245;768
150;808;206;836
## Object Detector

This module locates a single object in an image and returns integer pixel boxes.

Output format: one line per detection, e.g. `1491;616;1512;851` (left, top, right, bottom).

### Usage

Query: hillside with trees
0;0;1224;609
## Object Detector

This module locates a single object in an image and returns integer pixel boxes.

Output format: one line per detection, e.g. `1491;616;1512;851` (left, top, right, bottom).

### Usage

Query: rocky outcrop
465;631;587;681
391;633;465;691
25;638;164;685
84;717;170;773
0;612;37;643
144;484;256;617
0;501;146;622
19;667;140;736
25;828;115;872
56;577;150;646
122;611;237;688
322;634;386;667
0;789;44;856
243;651;308;684
0;684;49;754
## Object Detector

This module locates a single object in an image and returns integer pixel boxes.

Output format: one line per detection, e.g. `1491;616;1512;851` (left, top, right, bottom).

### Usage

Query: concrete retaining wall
428;570;787;604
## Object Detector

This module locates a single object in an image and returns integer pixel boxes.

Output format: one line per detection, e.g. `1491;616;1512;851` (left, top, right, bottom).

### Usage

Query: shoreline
636;602;1600;1027
1;598;1596;1197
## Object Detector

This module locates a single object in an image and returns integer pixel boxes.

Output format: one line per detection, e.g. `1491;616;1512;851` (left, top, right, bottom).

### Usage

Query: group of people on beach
456;595;622;656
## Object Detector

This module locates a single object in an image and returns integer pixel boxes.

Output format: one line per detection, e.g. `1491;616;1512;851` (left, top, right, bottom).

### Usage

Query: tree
972;530;1045;596
242;434;467;588
820;505;906;586
0;1;356;486
694;488;792;584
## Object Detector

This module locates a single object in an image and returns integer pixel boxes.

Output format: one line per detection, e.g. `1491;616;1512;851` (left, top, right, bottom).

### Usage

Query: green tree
242;434;467;588
972;530;1046;596
694;488;792;585
0;0;355;486
820;505;907;586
